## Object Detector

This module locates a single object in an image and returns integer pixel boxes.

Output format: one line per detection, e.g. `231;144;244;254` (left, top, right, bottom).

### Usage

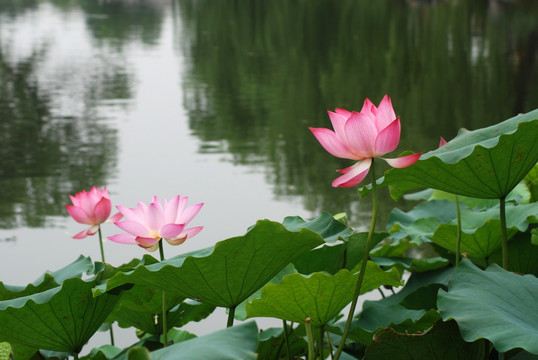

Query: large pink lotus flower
309;95;421;187
65;186;123;239
108;195;204;252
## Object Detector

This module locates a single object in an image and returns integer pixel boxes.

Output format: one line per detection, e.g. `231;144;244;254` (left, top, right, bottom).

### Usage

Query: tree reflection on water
177;0;538;225
0;46;119;228
0;0;537;230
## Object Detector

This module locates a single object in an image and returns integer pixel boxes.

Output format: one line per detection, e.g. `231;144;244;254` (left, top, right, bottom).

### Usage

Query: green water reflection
81;0;165;46
178;0;538;223
0;0;537;230
0;47;118;228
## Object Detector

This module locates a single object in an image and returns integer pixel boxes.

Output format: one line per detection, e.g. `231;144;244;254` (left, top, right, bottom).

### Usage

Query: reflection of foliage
178;0;538;225
0;0;40;18
80;0;165;47
98;70;132;101
0;48;118;228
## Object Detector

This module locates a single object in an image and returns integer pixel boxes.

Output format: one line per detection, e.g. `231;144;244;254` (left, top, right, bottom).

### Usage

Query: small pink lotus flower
108;195;203;252
309;95;421;187
65;186;123;239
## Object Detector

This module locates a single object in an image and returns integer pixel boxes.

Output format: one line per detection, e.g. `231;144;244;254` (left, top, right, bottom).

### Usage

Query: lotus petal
375;94;397;131
309;127;356;159
375;118;401;156
333;159;372;187
383;153;421;168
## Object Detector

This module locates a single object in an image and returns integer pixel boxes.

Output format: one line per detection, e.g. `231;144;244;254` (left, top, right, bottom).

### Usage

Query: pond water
1;0;537;351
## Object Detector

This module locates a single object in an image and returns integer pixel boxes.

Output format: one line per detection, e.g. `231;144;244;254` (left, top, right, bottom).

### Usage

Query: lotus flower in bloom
65;186;123;239
309;95;421;187
108;195;203;252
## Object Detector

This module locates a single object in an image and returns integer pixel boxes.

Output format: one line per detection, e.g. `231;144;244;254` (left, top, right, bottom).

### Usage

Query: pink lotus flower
65;186;123;239
309;95;421;187
108;195;203;252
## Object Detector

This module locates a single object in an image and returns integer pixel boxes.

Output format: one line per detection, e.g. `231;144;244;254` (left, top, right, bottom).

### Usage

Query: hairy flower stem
499;196;509;270
227;306;236;327
455;196;462;267
97;226;106;263
98;227;115;346
159;240;168;347
283;320;292;360
305;318;315;360
334;160;378;360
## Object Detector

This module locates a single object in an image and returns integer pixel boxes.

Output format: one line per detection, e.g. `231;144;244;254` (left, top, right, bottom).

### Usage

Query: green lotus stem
97;226;106;263
326;331;335;359
161;291;168;346
319;325;325;359
455;195;462;267
283;320;292;360
158;240;168;347
108;326;115;347
98;226;115;346
227;305;236;327
305;318;315;360
378;287;386;298
159;238;166;262
500;196;509;270
334;159;378;360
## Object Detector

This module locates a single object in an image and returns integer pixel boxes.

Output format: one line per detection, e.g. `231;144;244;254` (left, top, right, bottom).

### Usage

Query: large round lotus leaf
234;264;296;321
0;256;93;301
151;321;258;360
292;232;388;275
387;199;538;260
335;267;454;345
0;277;122;354
371;257;449;273
364;320;485;360
246;262;402;327
488;230;538;275
79;345;122;360
429;204;537;260
282;212;353;242
525;163;538;201
359;109;538;199
256;326;307;360
108;285;215;335
94;220;324;308
438;259;538;354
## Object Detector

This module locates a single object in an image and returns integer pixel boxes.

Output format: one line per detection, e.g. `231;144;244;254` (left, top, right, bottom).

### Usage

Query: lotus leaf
438;259;538;354
359;110;538;199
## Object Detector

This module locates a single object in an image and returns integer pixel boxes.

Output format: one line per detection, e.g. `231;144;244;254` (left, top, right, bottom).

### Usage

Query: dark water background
0;0;537;349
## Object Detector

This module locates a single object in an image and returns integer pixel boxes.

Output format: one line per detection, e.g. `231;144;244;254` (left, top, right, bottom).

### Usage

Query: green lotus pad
0;276;123;354
94;220;324;308
246;262;402;327
438;259;538;354
364;320;485;360
150;321;258;360
359;109;538;200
